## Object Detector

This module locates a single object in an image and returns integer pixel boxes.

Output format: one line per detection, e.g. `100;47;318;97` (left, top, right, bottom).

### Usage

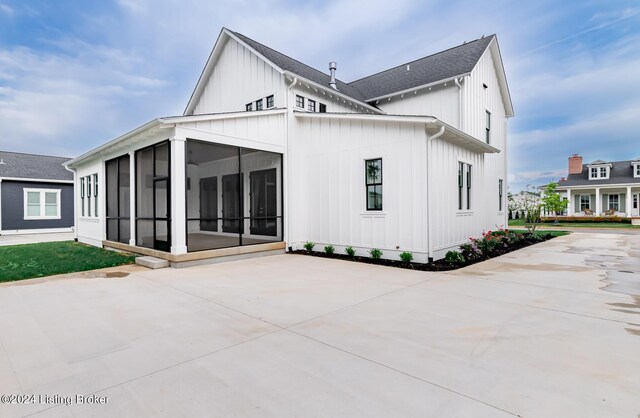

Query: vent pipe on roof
329;62;338;90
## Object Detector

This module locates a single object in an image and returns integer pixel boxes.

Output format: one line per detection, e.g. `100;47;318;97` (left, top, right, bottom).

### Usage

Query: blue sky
0;0;638;192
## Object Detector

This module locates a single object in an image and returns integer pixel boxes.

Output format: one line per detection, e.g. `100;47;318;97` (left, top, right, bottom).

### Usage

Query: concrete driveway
1;232;639;417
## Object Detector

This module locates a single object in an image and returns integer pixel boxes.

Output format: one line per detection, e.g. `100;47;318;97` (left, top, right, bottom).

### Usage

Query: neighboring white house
556;154;640;217
64;27;513;264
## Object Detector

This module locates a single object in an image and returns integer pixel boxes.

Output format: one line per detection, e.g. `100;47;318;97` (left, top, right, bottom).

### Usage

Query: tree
517;185;542;234
541;182;568;223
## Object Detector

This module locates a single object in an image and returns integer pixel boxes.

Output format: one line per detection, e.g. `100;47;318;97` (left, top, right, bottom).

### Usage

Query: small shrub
399;251;413;263
444;250;465;265
324;245;335;255
369;248;383;259
303;241;315;252
344;246;355;258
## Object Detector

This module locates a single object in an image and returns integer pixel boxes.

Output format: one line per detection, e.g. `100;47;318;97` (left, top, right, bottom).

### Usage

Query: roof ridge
0;150;71;160
348;34;495;85
230;29;351;86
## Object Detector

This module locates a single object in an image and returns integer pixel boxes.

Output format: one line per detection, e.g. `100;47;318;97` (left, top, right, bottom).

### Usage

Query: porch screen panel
119;156;130;243
106;159;118;241
105;154;130;244
136;147;154;248
185;140;283;252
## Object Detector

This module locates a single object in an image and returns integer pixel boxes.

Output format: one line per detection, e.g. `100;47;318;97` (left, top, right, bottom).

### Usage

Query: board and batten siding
288;116;430;262
0;180;74;231
192;37;286;115
376;84;460;128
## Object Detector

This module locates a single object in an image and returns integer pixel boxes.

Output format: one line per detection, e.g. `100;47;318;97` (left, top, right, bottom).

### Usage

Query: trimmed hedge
540;216;631;224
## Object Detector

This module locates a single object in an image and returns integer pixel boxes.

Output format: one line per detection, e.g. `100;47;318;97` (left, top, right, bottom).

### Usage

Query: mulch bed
289;233;561;271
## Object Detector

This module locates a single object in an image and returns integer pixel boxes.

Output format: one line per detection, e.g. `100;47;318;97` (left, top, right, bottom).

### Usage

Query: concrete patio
0;232;639;417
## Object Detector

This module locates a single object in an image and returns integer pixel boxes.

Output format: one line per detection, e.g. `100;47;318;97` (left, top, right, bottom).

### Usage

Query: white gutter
426;126;445;261
64;119;161;168
294;111;499;154
284;76;297;250
0;176;74;184
367;73;471;103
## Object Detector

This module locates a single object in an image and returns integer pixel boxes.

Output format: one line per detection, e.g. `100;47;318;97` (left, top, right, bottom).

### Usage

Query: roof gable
0;151;73;181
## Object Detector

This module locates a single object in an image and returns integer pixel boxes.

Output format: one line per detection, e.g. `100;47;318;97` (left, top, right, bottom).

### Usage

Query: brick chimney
568;154;583;175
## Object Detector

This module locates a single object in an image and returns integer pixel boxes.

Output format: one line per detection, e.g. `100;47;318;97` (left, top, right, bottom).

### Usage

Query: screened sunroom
103;138;283;256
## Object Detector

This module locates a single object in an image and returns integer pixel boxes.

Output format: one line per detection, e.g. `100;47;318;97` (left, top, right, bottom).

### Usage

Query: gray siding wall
1;181;74;231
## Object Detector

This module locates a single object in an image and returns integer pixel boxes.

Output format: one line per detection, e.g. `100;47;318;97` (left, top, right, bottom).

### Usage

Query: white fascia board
586;163;613;168
64;119;161;168
294;112;499;154
294;111;435;124
0;177;74;184
487;38;515;117
365;73;471;103
285;72;383;114
184;29;286;116
162;108;287;124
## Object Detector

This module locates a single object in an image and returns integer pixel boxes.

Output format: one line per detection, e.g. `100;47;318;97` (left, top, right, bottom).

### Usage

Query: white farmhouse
64;28;514;264
557;154;640;217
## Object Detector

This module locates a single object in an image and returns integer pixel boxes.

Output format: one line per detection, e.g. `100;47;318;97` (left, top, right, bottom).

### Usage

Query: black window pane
266;95;274;108
319;103;326;113
246;103;252;111
256;99;263;110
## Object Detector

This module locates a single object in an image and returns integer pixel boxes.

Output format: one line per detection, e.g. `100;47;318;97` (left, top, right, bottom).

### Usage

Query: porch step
136;256;170;269
632;218;640;226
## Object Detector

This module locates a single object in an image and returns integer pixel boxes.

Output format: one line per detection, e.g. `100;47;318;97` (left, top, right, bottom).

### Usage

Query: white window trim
456;157;473;214
587;164;610;180
23;188;61;220
608;193;620;211
633;163;640;178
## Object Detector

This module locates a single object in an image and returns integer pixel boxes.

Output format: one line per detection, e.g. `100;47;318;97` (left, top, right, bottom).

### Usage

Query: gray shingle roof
558;160;640;187
231;31;369;103
232;30;494;105
348;35;495;100
0;151;73;181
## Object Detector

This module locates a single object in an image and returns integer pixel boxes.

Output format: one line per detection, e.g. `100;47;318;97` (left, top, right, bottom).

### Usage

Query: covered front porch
563;186;640;217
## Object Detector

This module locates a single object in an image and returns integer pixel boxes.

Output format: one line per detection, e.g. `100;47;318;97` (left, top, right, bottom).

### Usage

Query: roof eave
284;72;383;114
64;119;163;168
293;112;499;154
365;73;471;103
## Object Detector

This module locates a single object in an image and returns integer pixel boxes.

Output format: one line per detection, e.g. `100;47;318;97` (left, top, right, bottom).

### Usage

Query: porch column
129;151;136;246
566;189;571;216
595;187;601;215
170;136;187;254
627;186;632;217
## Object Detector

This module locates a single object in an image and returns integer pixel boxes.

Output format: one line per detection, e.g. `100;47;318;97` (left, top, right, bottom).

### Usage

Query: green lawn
508;219;639;229
513;230;570;237
0;241;136;282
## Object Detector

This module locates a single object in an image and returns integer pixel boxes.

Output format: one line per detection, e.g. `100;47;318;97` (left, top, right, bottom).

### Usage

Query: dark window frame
266;95;274;108
365;158;383;211
308;99;316;112
93;173;99;217
255;98;263;111
466;164;472;210
86;175;92;217
498;179;503;211
458;162;464;210
246;103;252;111
296;95;304;108
80;177;85;217
485;110;491;144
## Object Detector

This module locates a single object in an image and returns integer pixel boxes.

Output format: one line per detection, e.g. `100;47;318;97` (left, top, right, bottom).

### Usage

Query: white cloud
0;3;13;16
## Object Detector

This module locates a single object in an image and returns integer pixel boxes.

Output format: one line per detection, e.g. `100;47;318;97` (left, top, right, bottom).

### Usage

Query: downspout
285;77;297;251
426;126;445;261
64;165;78;241
454;77;462;131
